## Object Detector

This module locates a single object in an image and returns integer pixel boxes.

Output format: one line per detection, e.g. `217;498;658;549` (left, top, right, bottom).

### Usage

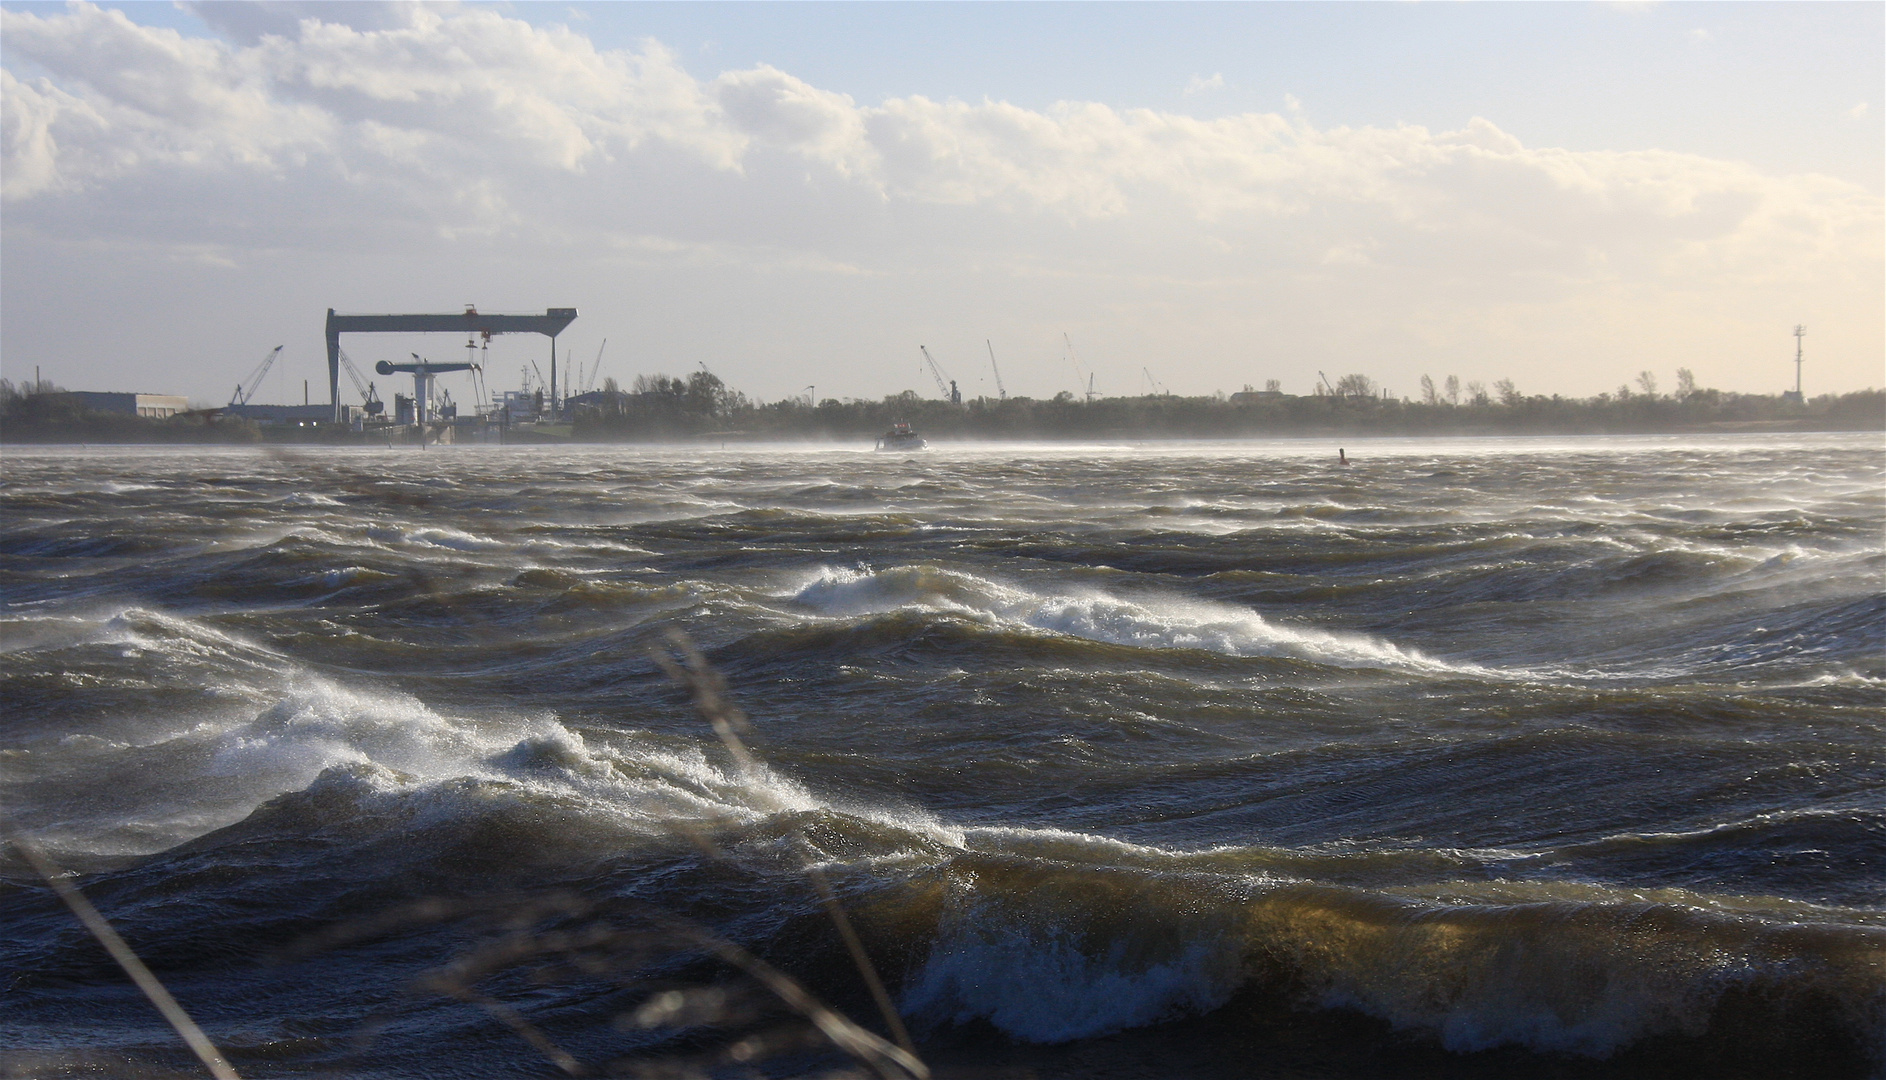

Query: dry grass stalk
280;627;939;1080
295;889;927;1078
1;816;241;1080
650;630;924;1068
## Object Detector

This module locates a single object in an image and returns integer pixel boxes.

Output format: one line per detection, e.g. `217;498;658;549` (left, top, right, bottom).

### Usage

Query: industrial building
222;403;333;424
65;392;191;418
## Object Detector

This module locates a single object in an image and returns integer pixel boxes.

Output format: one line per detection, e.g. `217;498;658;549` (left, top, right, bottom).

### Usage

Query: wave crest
784;564;1483;674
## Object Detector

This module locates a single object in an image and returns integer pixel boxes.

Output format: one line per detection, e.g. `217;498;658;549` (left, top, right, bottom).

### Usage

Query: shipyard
2;307;1878;445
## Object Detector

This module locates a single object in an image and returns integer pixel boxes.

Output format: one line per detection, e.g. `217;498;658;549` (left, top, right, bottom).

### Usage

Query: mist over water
2;435;1882;1078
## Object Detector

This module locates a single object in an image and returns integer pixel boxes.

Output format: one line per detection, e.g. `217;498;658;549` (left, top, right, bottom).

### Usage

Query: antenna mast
1793;325;1806;399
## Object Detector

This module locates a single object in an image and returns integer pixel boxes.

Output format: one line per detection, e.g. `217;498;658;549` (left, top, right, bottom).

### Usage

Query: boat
875;421;927;451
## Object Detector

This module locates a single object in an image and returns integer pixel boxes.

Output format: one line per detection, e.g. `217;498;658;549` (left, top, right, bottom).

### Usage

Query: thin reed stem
2;820;241;1080
651;629;928;1076
430;982;588;1077
801;855;920;1059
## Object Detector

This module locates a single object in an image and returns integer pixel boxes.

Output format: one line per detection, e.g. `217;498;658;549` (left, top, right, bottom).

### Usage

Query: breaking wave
782;564;1501;676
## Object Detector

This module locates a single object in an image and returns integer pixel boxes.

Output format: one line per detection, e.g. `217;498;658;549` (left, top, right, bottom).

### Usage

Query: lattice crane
228;346;284;407
336;349;384;415
920;346;962;404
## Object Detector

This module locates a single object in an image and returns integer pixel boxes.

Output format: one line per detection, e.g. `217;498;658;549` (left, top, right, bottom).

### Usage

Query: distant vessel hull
876;422;926;451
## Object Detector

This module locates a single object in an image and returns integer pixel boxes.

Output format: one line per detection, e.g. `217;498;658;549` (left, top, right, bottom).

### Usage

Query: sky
2;1;1880;409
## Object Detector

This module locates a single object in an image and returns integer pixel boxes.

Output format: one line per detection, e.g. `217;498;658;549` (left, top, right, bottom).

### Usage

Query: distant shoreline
4;383;1880;445
4;422;1881;450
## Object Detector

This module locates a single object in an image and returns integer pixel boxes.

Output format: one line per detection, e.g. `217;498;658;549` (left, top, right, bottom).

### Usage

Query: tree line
5;370;1879;444
569;368;1883;441
0;380;261;443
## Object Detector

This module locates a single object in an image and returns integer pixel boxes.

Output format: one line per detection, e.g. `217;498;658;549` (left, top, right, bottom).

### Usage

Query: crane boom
336;349;383;414
919;346;951;398
229;346;284;407
1064;333;1096;402
986;340;1007;400
336;349;370;397
584;339;607;394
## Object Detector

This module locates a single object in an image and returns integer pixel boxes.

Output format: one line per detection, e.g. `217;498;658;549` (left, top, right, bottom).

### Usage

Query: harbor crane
336;349;384;415
987;340;1007;400
229;346;284;407
581;339;607;395
920;345;963;404
1064;333;1097;402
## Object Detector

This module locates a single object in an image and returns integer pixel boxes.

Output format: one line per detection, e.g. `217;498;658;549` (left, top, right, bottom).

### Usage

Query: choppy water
2;435;1882;1079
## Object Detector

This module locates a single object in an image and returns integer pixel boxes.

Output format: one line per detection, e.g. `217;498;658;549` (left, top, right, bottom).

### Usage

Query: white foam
783;564;1493;675
277;525;351;547
210;679;477;788
59;662;935;856
280;492;343;508
7;601;976;858
287;566;389;589
365;524;505;551
1776;669;1886;688
94;608;289;688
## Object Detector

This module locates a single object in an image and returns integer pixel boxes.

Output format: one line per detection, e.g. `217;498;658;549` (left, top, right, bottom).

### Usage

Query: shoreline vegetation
3;373;1880;445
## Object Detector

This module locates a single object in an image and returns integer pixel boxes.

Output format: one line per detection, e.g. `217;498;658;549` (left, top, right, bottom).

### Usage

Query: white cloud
1;69;81;199
1851;102;1870;119
1;2;1878;399
180;2;438;46
1184;73;1225;96
4;3;1874;280
714;64;875;179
